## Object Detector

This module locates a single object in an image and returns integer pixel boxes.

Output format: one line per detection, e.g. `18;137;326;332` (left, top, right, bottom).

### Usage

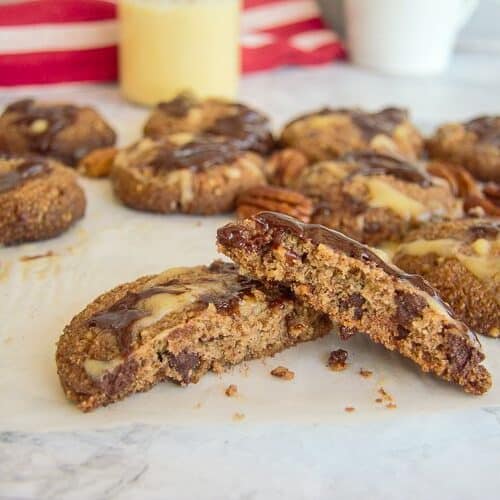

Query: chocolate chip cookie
292;152;462;245
0;154;86;245
217;212;491;394
56;261;331;411
143;93;275;155
0;98;116;166
393;218;499;338
427;116;500;182
280;107;424;162
111;134;266;214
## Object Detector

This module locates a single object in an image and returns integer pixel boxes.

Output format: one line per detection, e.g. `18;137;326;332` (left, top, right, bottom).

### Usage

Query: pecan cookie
393;218;499;338
217;212;491;394
143;93;275;155
427;116;500;182
292;152;462;245
111;134;267;214
0;99;116;166
56;261;331;411
0;154;86;245
280;107;424;162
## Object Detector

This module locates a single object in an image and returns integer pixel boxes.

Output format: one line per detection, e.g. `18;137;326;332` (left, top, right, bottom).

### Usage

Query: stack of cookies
0;93;498;411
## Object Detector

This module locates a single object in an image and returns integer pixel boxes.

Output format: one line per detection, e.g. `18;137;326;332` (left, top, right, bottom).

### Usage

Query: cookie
0;98;116;166
393;218;499;338
217;212;491;394
0;154;86;245
111;134;266;214
143;93;275;155
280;107;424;162
292;152;462;245
427;116;500;182
56;261;331;411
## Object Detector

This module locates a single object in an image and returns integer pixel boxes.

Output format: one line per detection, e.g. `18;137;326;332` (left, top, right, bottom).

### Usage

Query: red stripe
0;0;116;27
0;47;117;85
255;17;324;37
243;0;291;8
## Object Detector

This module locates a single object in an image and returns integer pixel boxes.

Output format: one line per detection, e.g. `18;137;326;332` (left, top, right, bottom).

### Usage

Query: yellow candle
119;0;241;106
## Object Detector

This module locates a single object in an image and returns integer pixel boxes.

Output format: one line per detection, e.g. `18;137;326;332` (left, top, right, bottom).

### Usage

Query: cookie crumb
20;251;55;261
375;398;383;403
193;402;202;409
270;366;295;380
344;406;355;413
327;349;348;371
359;368;373;378
232;412;245;421
385;402;397;409
377;386;396;406
225;384;238;397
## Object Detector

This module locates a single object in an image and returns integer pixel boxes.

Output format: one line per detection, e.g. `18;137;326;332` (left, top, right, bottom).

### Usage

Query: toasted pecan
78;147;118;178
264;148;309;187
236;185;313;222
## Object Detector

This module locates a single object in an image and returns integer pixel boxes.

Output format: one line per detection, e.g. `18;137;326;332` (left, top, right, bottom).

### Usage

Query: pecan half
236;185;313;222
78;147;118;178
264;148;309;187
427;160;479;198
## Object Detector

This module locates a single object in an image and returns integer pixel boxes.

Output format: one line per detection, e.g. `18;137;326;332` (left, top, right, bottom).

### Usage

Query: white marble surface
1;52;500;499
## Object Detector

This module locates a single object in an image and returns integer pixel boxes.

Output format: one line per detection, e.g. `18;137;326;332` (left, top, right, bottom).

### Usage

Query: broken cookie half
56;261;331;411
217;212;492;395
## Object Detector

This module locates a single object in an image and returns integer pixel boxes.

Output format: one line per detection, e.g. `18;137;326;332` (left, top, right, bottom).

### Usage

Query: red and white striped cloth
0;0;345;86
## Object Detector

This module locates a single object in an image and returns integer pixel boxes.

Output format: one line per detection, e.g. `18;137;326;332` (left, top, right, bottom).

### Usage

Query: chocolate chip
395;325;410;340
394;290;426;329
100;358;139;396
339;292;365;320
328;348;348;370
167;351;201;384
445;334;472;374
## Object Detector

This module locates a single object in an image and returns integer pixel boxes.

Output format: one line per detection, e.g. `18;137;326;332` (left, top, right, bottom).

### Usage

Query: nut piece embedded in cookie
111;134;267;214
217;212;492;395
293;152;462;245
56;261;331;411
393;218;499;338
427;116;500;182
280;107;424;162
236;185;313;222
78;147;118;178
144;93;275;155
0;98;116;166
0;154;86;245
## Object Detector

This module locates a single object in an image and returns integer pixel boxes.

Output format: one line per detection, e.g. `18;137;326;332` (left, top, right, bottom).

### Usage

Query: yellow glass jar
119;0;241;106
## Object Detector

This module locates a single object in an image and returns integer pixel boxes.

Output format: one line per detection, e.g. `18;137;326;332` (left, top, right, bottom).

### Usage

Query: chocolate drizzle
6;98;78;158
147;136;242;173
288;107;408;140
464;116;500;146
0;157;51;193
87;263;286;353
342;151;433;187
207;104;274;154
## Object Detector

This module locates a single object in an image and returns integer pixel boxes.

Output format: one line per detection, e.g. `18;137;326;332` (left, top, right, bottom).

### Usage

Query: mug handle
456;0;478;29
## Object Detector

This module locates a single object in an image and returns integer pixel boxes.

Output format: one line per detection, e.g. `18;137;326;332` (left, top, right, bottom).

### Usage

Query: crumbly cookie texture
291;152;462;245
427;116;500;182
393;218;499;338
0;99;116;166
111;134;266;214
56;261;331;411
143;93;275;155
217;212;491;395
280;107;424;162
0;154;86;245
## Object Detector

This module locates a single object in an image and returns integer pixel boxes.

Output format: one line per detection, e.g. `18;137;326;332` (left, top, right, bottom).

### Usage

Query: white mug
345;0;478;75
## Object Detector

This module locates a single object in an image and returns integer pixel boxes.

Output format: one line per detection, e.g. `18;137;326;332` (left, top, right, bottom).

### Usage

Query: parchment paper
0;86;499;432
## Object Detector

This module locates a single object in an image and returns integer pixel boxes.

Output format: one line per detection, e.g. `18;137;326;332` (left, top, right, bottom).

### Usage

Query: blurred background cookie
0;154;86;245
0;99;116;166
143;93;275;155
111;134;266;214
427;116;500;182
393;218;499;338
291;152;462;245
280;107;423;162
